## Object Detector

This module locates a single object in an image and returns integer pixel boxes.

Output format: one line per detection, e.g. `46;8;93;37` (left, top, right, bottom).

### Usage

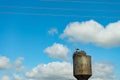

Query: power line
0;6;120;12
40;0;120;4
0;12;120;19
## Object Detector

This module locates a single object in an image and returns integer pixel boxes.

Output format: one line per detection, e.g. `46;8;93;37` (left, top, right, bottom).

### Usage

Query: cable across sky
0;12;120;19
39;0;120;4
0;6;120;12
0;0;120;18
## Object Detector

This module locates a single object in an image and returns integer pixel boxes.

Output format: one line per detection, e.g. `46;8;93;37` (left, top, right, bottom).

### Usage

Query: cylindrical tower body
73;50;92;80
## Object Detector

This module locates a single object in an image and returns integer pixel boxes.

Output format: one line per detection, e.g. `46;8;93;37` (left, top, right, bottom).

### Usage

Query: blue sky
0;0;120;80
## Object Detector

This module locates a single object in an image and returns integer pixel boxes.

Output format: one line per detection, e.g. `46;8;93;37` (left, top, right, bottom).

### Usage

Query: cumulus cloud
48;28;58;35
44;43;69;60
0;56;25;72
0;56;25;80
25;62;115;80
0;56;116;80
0;75;10;80
13;74;24;80
14;57;25;72
25;61;75;80
61;20;120;47
90;62;115;80
0;56;11;69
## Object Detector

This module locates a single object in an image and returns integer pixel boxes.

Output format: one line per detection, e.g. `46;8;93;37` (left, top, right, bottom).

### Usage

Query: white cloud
0;56;116;80
13;74;24;80
44;43;69;60
1;75;10;80
90;62;115;80
0;56;11;69
0;56;26;80
25;61;75;80
14;57;25;72
61;20;120;47
48;28;58;35
25;62;115;80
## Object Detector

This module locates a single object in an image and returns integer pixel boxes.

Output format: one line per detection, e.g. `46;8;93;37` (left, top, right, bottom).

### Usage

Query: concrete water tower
73;49;92;80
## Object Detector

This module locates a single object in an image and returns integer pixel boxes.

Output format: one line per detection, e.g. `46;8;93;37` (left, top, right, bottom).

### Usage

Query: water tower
73;49;92;80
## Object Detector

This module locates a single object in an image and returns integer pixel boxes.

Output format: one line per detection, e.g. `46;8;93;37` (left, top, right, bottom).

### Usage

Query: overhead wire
39;0;120;4
0;12;120;19
0;1;120;18
0;6;120;12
